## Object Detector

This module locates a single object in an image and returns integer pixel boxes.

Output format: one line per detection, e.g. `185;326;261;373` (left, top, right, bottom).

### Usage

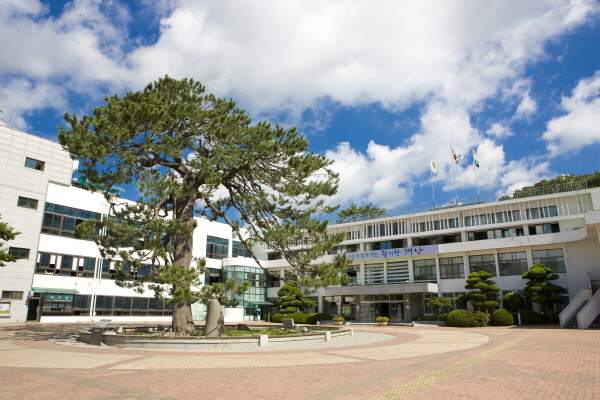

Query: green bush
489;309;514;326
474;311;489;327
434;312;448;322
542;311;561;324
445;310;478;327
306;313;333;324
271;313;284;323
519;310;542;325
285;307;297;313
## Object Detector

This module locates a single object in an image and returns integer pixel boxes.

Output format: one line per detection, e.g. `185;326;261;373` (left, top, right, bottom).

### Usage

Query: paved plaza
0;322;598;400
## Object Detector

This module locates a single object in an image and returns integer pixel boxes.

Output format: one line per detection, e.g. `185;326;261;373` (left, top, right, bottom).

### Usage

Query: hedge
474;311;489;327
489;309;514;326
271;312;333;325
519;310;542;325
445;310;478;327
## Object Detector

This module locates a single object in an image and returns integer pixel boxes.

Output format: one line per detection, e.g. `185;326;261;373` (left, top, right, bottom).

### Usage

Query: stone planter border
78;324;353;349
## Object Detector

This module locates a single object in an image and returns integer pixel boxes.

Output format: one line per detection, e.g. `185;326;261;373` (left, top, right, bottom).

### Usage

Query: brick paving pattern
0;322;598;399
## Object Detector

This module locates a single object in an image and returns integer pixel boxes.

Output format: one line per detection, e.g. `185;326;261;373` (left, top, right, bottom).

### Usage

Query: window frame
24;157;45;171
8;247;30;259
17;196;39;210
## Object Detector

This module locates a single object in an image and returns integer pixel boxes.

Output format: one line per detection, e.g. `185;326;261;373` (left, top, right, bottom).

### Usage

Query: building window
17;196;38;209
267;252;283;260
8;247;30;259
412;233;461;246
365;239;408;251
41;203;101;238
526;206;558;219
441;292;467;310
413;259;437;281
467;226;524;241
439;257;464;279
364;263;385;284
0;291;23;300
232;241;252;258
465;210;521;226
24;157;45;171
424;293;435;314
498;251;528;276
206;236;229;259
532;248;566;273
36;252;96;277
528;223;560;235
386;261;409;283
468;254;496;276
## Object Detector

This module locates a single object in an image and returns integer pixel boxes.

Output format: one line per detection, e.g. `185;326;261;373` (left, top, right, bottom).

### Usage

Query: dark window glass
8;247;30;259
17;196;38;209
25;157;45;171
468;254;496;276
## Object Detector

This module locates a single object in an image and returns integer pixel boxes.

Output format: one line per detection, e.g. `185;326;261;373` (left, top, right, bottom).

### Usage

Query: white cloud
0;0;597;207
543;71;600;155
486;123;514;138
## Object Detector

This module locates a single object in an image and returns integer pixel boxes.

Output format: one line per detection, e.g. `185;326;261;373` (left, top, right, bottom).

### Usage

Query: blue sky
1;0;600;211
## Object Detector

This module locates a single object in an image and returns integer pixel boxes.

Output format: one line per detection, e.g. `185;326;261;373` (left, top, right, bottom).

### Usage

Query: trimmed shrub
474;311;489;327
542;311;561;324
489;309;514;326
519;310;542;325
271;313;284;323
434;312;448;322
306;313;333;324
285;307;297;313
445;310;478;327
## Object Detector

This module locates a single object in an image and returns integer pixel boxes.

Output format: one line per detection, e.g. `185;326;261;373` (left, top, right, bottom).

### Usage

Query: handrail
559;288;591;328
577;289;600;329
337;181;589;223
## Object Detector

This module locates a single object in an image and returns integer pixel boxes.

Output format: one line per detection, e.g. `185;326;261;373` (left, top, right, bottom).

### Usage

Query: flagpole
451;147;458;206
429;155;436;209
473;159;480;202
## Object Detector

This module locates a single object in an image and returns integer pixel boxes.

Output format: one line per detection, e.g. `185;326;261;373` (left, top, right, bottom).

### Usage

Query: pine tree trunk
170;194;198;337
172;301;196;336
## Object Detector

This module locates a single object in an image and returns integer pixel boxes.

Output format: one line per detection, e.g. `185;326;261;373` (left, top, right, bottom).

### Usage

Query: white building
2;125;600;328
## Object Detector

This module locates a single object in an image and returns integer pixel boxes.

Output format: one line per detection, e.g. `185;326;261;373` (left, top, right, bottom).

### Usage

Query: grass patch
224;328;310;336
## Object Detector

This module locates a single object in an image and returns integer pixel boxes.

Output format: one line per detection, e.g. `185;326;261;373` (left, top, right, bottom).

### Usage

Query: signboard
0;303;10;315
44;294;74;302
346;245;440;261
342;306;352;315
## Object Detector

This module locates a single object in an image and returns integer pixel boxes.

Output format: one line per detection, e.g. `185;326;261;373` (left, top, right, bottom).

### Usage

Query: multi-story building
2;125;600;327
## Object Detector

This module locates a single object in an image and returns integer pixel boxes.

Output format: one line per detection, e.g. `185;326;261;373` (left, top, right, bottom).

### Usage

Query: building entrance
360;295;405;322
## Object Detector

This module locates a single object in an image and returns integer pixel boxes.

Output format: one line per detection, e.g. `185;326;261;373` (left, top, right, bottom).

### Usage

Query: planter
378;322;388;326
334;321;344;326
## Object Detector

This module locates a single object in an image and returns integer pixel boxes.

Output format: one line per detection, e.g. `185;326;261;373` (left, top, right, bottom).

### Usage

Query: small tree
0;216;20;267
464;271;500;313
427;296;452;313
522;263;565;314
502;292;525;312
276;282;317;314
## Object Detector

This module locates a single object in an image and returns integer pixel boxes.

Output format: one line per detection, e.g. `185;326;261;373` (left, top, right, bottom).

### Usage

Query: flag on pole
451;147;463;165
430;160;438;174
472;149;480;168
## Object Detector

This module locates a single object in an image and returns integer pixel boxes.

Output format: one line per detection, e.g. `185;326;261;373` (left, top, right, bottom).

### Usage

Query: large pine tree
59;76;350;336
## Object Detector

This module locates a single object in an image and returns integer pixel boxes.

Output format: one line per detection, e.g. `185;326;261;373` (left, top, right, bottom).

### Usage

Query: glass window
468;254;496;276
413;259;437;280
41;203;101;238
0;291;24;300
25;157;45;171
8;247;30;259
17;196;38;209
439;257;464;279
498;251;528;276
232;241;251;258
532;248;566;273
206;236;229;259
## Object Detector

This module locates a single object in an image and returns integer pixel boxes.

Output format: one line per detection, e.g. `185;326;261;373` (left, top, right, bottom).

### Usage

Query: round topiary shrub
283;312;307;324
489;309;514;326
519;310;542;325
474;311;489;327
445;310;478;327
285;307;297;313
271;313;284;323
306;313;333;324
